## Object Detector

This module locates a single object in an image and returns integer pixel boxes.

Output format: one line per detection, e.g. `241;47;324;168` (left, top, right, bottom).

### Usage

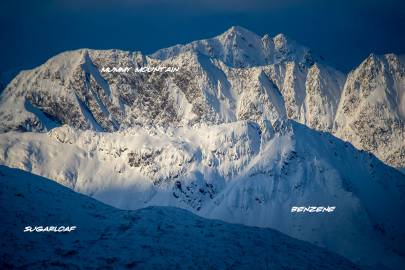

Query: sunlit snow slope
0;120;404;269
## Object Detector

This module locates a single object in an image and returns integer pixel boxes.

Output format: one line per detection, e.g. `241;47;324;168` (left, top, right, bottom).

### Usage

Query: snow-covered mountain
0;120;404;269
1;26;402;168
151;26;318;68
334;54;405;168
0;26;344;133
0;165;361;269
1;26;405;269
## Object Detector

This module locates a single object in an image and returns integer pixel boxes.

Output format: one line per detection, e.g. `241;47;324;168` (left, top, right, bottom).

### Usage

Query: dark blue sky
1;0;404;74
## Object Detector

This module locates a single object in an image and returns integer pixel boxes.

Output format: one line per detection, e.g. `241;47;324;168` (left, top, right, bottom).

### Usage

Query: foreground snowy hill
0;120;404;269
0;165;360;270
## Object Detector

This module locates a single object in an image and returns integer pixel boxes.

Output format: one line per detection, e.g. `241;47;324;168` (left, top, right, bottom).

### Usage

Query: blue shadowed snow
0;165;360;269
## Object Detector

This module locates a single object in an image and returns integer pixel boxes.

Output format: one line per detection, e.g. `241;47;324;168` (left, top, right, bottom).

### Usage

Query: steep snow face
0;120;404;269
150;26;347;131
0;26;344;135
203;121;405;269
334;54;405;168
303;64;345;131
0;50;147;131
266;61;345;132
0;165;360;270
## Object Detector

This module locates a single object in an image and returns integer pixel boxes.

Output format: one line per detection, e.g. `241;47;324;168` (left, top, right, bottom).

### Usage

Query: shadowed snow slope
0;165;360;270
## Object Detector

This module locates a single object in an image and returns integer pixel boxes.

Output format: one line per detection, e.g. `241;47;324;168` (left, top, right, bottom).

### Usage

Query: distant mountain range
0;26;403;168
0;26;404;269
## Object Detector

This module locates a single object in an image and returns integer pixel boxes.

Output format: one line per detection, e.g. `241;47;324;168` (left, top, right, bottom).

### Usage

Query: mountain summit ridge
1;26;403;168
151;26;318;68
2;26;402;167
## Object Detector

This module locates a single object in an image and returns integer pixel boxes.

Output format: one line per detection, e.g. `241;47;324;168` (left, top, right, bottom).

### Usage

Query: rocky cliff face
0;26;345;133
2;28;403;169
334;54;405;168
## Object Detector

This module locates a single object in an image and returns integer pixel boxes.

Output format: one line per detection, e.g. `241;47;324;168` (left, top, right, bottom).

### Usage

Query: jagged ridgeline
0;26;403;168
0;26;405;269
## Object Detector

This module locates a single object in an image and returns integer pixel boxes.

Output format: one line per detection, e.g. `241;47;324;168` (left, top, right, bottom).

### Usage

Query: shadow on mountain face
0;165;360;270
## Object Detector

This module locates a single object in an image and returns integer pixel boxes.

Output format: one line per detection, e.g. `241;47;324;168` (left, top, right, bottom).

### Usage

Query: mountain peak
221;25;260;39
151;27;316;68
274;33;287;41
225;25;251;33
273;33;288;47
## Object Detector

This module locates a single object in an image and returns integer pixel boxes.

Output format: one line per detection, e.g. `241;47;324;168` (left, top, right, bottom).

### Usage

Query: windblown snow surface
0;165;360;270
